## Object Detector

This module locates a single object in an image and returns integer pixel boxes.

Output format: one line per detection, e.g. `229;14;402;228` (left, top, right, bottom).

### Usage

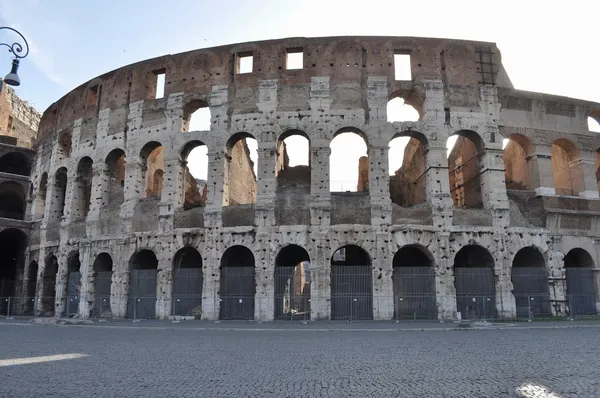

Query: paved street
1;322;599;397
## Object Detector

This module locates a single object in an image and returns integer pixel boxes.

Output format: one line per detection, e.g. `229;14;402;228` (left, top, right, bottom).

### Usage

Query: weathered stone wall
0;86;40;149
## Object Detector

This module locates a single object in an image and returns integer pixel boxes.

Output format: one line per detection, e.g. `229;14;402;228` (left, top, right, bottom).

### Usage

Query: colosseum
6;36;600;321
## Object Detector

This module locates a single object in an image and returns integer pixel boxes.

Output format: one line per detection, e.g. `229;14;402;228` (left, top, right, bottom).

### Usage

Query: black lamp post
0;27;29;93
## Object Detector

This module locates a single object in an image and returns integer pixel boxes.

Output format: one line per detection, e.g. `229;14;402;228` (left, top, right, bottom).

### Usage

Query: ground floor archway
92;253;113;318
454;245;497;319
127;250;158;319
274;245;311;320
331;245;373;320
0;228;27;315
41;254;58;316
564;248;597;315
172;247;203;318
511;247;551;318
219;246;255;320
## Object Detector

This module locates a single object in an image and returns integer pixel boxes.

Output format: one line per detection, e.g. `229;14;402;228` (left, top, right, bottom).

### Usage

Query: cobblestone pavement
0;323;599;397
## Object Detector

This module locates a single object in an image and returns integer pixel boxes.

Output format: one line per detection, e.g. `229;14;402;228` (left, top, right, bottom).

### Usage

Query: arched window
73;157;93;219
34;173;48;219
389;132;427;208
172;247;203;317
181;141;208;210
52;168;68;222
511;247;550;317
503;134;531;191
41;254;58;316
552;139;578;196
392;245;436;319
223;133;257;206
92;253;113;318
564;248;597;315
182;100;211;132
447;131;484;208
330;129;368;192
0;152;31;176
140;142;163;199
453;245;496;319
0;229;27;315
105;149;126;207
0;181;26;220
127;249;158;319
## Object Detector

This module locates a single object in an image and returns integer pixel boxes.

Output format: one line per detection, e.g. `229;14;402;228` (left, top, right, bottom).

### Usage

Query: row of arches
29;243;598;320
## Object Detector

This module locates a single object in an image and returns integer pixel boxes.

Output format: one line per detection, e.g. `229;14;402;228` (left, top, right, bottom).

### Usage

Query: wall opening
172;247;203;318
387;97;419;123
286;48;303;70
0;152;31;175
394;51;412;81
105;149;126;208
223;133;257;206
182;100;211;132
152;69;166;99
65;251;81;316
392;245;436;319
35;173;48;220
551;139;577;196
181;141;208;210
140;141;164;200
453;245;496;319
503;134;531;191
73;157;93;219
564;248;597;315
330;130;368;192
41;254;58;316
588;114;600;132
86;85;99;107
447;130;484;208
236;52;253;74
52;167;68;222
0;181;26;220
0;228;27;315
127;249;158;319
58;130;72;158
388;133;427;207
331;245;373;320
219;245;255;320
511;247;551;318
276;130;310;186
274;245;311;320
92;253;113;318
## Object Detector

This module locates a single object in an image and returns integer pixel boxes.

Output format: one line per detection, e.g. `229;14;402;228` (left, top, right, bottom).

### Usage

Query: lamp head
4;59;20;86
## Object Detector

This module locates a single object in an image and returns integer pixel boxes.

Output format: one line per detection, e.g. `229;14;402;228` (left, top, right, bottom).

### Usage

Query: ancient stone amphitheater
7;36;600;321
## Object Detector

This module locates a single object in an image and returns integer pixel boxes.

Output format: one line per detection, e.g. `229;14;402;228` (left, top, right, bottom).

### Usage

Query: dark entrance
41;254;58;316
0;182;26;220
127;250;158;319
331;245;373;320
274;245;311;320
92;253;113;317
0;228;27;315
24;260;38;315
65;251;81;316
564;248;597;315
219;246;255;320
511;247;551;318
172;247;203;317
454;245;497;319
392;245;437;319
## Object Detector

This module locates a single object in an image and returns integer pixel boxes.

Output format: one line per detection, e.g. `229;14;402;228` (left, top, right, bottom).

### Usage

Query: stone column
54;250;69;317
42;178;60;226
493;235;516;318
527;145;555;196
34;249;46;316
86;164;109;236
204;150;225;227
368;141;392;226
158;157;185;232
480;146;510;226
119;160;144;234
569;150;599;199
62;169;78;224
310;230;331;320
309;140;331;226
111;241;130;318
201;236;220;320
155;257;173;319
255;143;277;227
425;140;454;228
547;249;567;316
435;232;457;320
254;232;274;321
78;243;93;318
373;232;393;320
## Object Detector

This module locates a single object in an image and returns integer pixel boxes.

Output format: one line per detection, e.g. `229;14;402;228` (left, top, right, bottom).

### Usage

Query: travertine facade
14;36;600;321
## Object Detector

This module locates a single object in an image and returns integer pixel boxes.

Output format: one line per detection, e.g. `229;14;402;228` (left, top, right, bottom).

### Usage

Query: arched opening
51;167;68;222
447;131;484;208
41;254;58;316
0;152;31;176
564;248;597;315
58;130;72;158
0;228;27;315
105;149;126;207
503;134;531;191
34;173;48;219
140;141;164;199
274;245;311;320
73;157;93;219
551;139;577;196
127;249;158;319
386;97;420;123
65;251;81;316
223;133;257;206
392;245;436;319
388;133;427;207
181;141;208;210
92;253;113;318
0;181;26;220
172;247;203;317
219;245;255;320
511;247;551;318
25;260;38;314
588;112;600;132
329;130;368;192
276;130;310;182
182;100;211;132
331;245;373;320
453;245;496;319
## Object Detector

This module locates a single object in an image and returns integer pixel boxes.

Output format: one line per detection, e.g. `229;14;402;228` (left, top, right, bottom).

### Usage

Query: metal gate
511;267;551;318
392;266;437;319
566;268;597;315
219;266;255;320
331;265;373;320
454;267;497;319
274;263;311;320
65;271;81;316
172;268;203;317
127;269;157;319
92;271;112;318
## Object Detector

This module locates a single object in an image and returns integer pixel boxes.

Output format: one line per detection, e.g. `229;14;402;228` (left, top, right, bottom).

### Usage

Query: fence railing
2;294;598;321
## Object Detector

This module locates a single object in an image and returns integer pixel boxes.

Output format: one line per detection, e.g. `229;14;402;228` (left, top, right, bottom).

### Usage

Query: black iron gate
511;267;552;318
219;266;255;320
65;271;81;316
454;267;497;319
127;269;157;319
392;266;437;319
566;268;597;315
172;268;203;317
274;263;311;320
331;265;373;320
92;271;112;317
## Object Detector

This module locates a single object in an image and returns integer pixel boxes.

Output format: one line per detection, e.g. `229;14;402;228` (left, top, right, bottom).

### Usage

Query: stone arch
127;249;158;319
564;248;597;315
453;244;496;319
391;244;436;319
386;96;421;123
41;253;58;316
0;151;31;176
73;157;93;219
105;149;126;207
92;252;113;318
51;167;68;222
389;131;428;207
182;99;211;132
551;138;578;196
34;173;48;219
181;141;208;210
511;246;551;317
140;141;164;199
57;130;72;158
330;244;373;320
504;134;532;191
330;127;368;192
219;245;255;320
223;133;257;206
0;181;26;220
448;130;485;208
0;228;28;315
274;244;311;320
172;247;203;317
588;109;600;132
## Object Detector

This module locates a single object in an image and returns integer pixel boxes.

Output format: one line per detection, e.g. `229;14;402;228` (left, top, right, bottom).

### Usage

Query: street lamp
0;27;29;93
